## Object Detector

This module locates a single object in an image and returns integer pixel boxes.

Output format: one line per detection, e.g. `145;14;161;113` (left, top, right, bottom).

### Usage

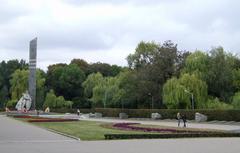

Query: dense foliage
1;40;240;110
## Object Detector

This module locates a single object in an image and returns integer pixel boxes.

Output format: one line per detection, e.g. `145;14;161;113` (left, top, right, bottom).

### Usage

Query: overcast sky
0;0;240;70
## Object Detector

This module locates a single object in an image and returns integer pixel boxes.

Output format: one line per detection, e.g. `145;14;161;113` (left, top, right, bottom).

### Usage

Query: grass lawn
32;120;148;140
15;117;226;141
132;124;225;132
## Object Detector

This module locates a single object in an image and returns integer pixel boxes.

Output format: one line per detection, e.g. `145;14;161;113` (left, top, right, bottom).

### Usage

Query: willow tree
232;92;240;109
10;69;28;100
162;77;189;109
10;69;46;103
163;73;208;109
182;51;209;81
91;76;125;108
82;72;104;98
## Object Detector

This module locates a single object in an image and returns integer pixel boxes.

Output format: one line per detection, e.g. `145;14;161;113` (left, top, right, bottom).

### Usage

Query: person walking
177;112;181;127
77;109;80;116
182;114;187;127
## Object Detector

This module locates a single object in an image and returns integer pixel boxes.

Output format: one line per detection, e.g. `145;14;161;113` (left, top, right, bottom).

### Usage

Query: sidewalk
0;115;75;143
81;117;240;132
1;115;240;153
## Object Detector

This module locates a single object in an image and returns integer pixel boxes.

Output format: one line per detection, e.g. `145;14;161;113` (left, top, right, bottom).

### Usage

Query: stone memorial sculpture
15;91;32;111
151;113;162;120
119;112;128;119
95;113;102;118
29;38;37;110
195;112;208;122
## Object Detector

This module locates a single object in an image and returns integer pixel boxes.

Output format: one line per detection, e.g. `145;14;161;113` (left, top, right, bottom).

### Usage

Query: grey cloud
0;20;124;51
63;0;181;6
166;0;240;33
0;1;30;23
1;0;240;70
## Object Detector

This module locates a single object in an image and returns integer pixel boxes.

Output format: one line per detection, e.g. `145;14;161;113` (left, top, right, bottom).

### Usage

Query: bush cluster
52;108;93;114
28;118;78;122
104;133;240;140
52;108;240;121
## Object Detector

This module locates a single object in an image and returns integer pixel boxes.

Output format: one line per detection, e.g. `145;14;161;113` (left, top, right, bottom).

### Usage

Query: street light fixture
148;93;154;109
104;91;107;108
184;89;194;110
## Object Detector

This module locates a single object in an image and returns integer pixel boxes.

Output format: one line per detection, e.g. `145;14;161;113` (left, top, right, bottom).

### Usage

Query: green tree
43;89;57;108
91;78;107;107
91;76;124;108
127;40;187;108
10;69;28;100
127;41;158;69
0;59;28;107
206;98;233;110
0;86;8;108
88;62;121;77
110;65;122;76
232;69;240;92
182;51;210;81
58;64;86;99
46;64;86;100
36;69;46;109
46;63;66;96
163;73;208;109
70;59;90;75
183;48;237;103
43;89;72;109
82;72;104;98
117;70;139;108
9;69;46;108
207;47;235;102
232;92;240;109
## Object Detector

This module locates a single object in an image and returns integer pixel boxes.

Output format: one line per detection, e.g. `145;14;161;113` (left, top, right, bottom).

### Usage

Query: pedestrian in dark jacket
182;114;187;127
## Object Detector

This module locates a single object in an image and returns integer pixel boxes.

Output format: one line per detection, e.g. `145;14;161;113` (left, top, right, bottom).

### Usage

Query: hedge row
28;118;79;122
95;108;240;121
51;108;93;114
52;108;240;121
104;133;240;140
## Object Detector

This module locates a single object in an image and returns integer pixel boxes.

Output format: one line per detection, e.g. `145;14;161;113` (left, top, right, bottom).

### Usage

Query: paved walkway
39;114;240;131
0;115;75;143
81;117;240;132
1;115;240;153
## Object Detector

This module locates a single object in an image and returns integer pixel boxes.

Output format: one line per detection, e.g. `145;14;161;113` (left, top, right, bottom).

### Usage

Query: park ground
1;115;240;153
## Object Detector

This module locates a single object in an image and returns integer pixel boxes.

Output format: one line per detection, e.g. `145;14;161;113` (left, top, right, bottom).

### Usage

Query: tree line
1;40;240;110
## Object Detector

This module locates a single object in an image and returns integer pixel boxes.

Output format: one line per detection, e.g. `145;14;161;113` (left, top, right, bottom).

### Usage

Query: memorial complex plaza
2;1;240;153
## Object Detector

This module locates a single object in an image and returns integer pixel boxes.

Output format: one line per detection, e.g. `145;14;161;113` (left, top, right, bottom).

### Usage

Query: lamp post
121;99;124;110
184;89;194;110
104;91;107;108
148;93;154;109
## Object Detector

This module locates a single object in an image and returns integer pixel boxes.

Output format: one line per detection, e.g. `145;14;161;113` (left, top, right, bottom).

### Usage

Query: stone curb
45;128;81;141
6;115;81;141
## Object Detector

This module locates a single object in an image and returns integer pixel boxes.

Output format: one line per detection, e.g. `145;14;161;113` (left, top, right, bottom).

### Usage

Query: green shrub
50;108;240;121
51;108;93;114
6;99;17;109
43;90;73;109
105;133;240;140
95;108;240;121
94;108;195;120
232;92;240;109
205;98;233;110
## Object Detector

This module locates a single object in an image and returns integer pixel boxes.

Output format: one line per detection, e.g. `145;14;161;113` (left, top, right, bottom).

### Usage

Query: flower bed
104;133;240;140
112;123;211;133
12;115;79;122
13;115;34;118
28;118;79;122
